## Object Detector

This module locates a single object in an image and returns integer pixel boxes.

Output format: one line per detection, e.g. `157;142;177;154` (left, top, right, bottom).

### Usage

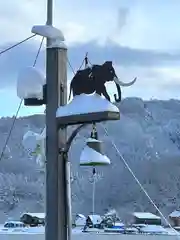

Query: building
74;214;86;227
86;215;103;228
20;212;45;226
169;210;180;226
132;212;161;225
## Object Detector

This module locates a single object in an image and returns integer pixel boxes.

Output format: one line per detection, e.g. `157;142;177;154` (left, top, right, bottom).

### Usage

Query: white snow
80;146;111;166
86;138;102;143
75;214;86;226
169;210;180;218
31;25;64;41
88;215;102;224
56;93;119;117
48;40;67;49
133;212;161;220
17;67;45;100
140;225;168;234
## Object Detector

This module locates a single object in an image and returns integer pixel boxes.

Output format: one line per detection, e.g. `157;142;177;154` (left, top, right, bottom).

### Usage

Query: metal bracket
58;123;87;154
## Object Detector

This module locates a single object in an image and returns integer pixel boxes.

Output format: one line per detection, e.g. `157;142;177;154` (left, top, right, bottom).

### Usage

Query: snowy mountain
0;97;180;223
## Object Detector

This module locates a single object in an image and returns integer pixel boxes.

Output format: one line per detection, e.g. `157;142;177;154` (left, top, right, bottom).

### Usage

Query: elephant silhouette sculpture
68;61;137;103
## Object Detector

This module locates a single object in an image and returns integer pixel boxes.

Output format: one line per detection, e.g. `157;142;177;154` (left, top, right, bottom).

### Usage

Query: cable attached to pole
101;123;180;239
0;37;44;162
0;34;36;56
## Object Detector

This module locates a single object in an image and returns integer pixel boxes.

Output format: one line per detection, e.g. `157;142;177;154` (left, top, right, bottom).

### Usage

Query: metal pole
66;159;72;240
92;174;95;216
58;46;68;240
45;42;68;240
46;0;53;46
92;167;96;228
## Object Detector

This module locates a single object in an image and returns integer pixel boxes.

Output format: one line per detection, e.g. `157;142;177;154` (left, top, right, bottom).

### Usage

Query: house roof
133;212;161;220
76;214;86;219
88;215;102;224
169;210;180;218
21;212;45;219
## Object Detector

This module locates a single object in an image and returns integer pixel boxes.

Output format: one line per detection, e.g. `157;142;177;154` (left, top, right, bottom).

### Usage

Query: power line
0;34;36;56
67;54;87;74
101;124;180;239
0;37;44;162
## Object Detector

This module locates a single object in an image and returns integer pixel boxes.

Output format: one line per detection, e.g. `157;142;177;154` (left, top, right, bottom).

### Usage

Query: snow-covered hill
0;97;180;223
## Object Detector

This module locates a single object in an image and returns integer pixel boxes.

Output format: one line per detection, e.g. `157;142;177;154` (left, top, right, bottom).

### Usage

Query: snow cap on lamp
56;93;120;127
17;67;46;106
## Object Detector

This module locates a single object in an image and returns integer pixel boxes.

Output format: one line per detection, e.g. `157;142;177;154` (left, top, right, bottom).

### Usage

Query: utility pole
45;0;68;240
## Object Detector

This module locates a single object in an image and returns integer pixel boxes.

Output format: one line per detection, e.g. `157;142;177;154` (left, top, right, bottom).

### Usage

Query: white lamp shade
17;67;45;99
80;145;111;166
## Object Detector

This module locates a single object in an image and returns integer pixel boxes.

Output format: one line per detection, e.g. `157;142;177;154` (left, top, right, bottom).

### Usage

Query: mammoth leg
114;82;121;102
68;83;72;100
96;85;111;102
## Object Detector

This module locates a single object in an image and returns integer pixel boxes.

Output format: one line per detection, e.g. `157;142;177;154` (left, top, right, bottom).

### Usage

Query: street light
17;66;46;106
17;22;120;240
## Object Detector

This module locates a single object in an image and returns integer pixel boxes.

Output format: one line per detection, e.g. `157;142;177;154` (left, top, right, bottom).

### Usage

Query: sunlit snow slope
0;97;180;223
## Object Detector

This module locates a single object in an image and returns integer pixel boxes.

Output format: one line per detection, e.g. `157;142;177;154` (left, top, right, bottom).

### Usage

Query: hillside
0;97;180;223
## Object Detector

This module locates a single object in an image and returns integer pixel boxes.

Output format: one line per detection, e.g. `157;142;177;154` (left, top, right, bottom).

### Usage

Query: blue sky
0;0;180;116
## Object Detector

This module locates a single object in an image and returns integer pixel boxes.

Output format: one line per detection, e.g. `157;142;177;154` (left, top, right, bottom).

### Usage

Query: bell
80;137;111;166
56;93;120;127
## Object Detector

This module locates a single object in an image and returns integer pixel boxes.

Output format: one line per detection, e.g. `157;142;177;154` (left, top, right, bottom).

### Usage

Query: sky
1;0;180;116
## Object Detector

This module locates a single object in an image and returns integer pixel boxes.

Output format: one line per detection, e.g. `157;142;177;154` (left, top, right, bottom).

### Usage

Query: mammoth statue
69;61;137;102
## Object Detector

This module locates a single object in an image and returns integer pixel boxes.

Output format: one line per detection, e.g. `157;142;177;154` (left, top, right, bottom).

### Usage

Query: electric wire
67;53;88;74
68;55;180;238
0;34;36;56
101;124;180;238
0;37;44;162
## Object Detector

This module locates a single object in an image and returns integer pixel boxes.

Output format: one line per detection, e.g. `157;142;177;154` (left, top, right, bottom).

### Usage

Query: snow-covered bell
80;137;111;166
56;93;120;127
17;67;46;106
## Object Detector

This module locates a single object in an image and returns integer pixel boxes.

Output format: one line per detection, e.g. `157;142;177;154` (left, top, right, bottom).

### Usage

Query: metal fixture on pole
17;8;120;238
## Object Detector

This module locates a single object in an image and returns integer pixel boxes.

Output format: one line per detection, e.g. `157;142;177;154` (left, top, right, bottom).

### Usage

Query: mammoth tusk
114;77;137;87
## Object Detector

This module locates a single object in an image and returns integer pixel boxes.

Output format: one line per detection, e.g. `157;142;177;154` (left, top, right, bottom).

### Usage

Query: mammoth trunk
114;82;121;102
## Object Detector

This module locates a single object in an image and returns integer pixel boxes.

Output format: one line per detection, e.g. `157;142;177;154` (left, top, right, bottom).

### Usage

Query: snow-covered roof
88;215;102;224
169;210;180;218
76;214;86;219
140;225;168;234
4;221;24;225
56;94;120;125
21;213;45;219
114;222;124;227
133;212;161;220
